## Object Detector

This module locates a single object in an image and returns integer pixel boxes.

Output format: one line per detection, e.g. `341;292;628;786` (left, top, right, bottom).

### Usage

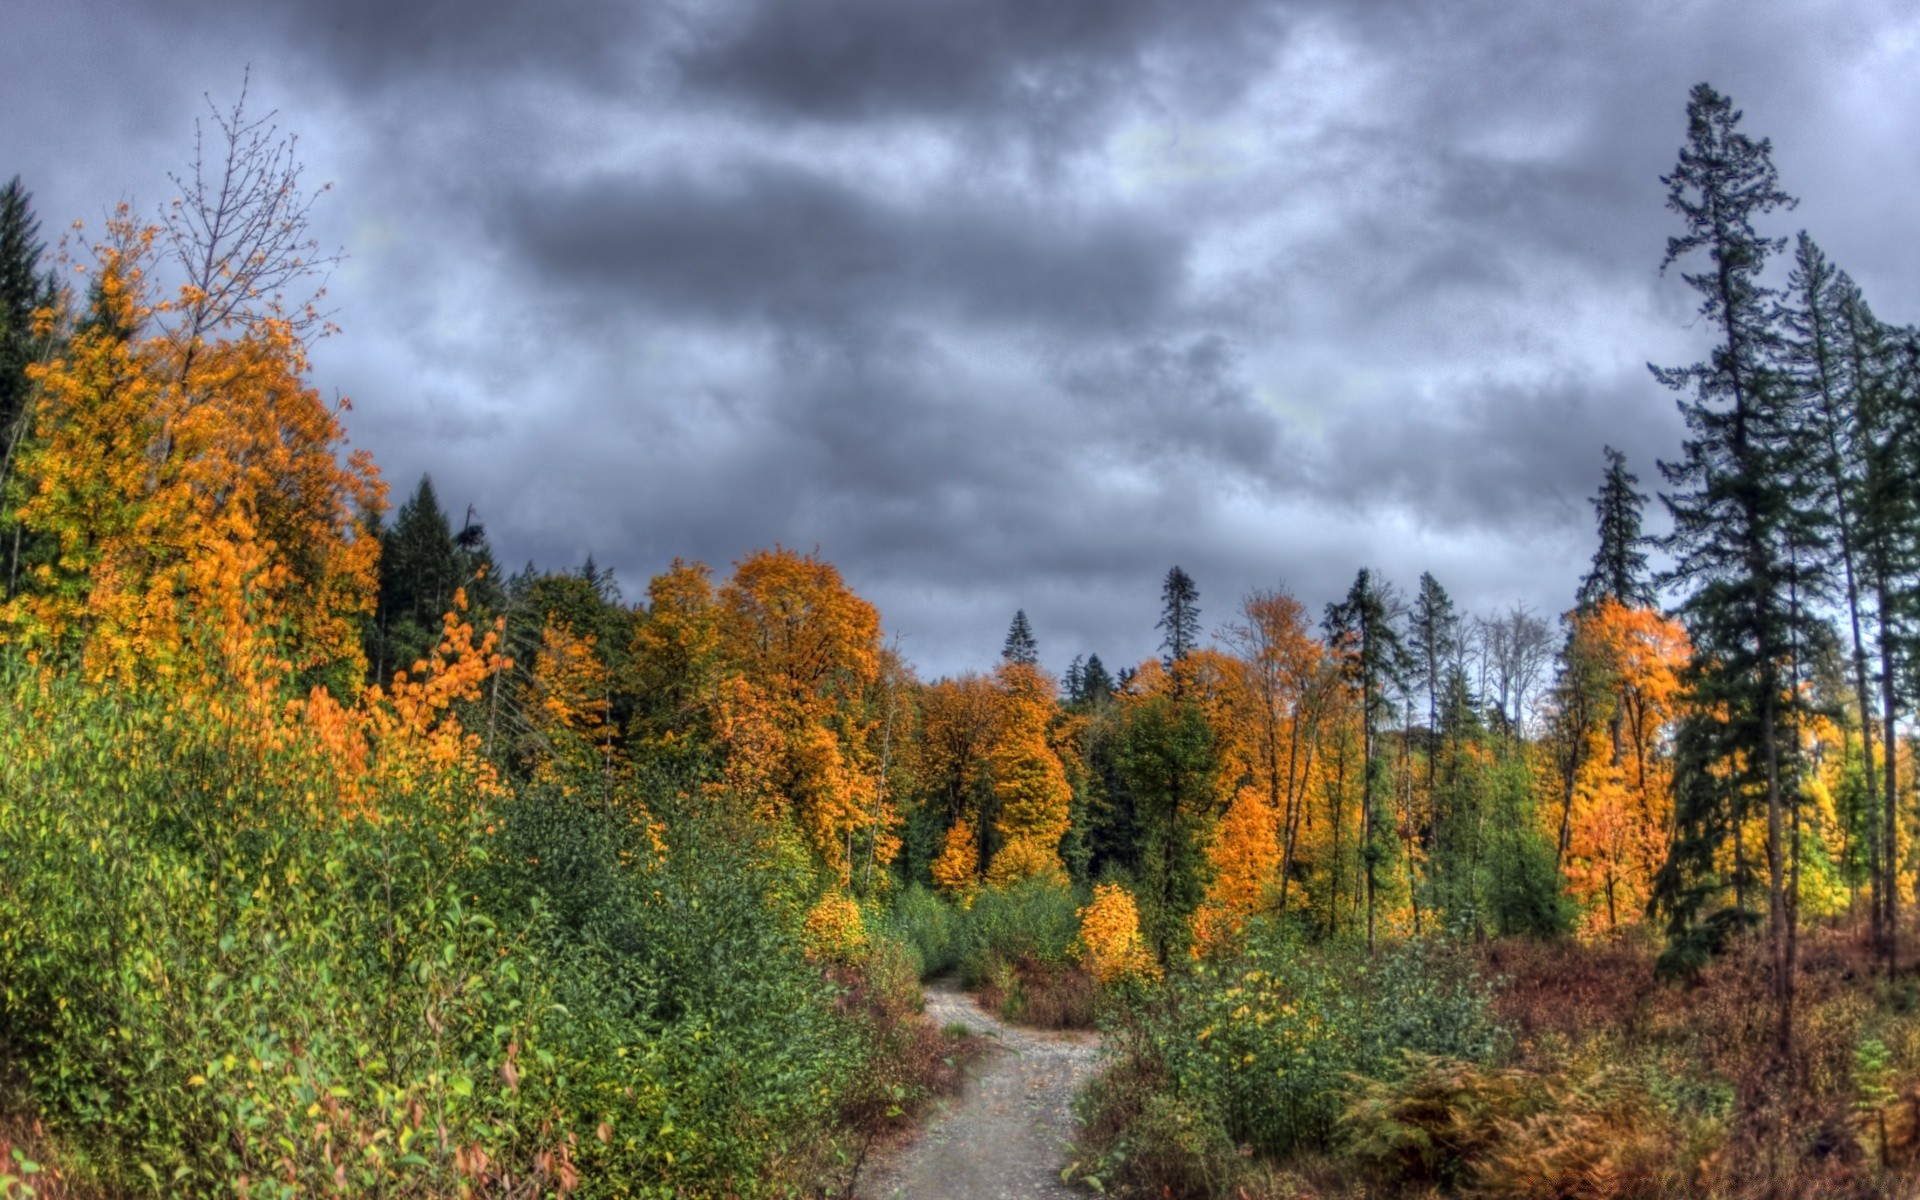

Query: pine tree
1002;609;1038;666
1649;84;1814;1048
1157;566;1200;674
1848;304;1920;976
1080;653;1115;706
1577;447;1654;609
1409;572;1458;851
370;476;463;684
1781;234;1893;961
1323;568;1411;952
0;176;57;600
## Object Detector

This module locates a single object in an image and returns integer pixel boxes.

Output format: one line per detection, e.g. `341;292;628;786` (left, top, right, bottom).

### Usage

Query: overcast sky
7;1;1919;677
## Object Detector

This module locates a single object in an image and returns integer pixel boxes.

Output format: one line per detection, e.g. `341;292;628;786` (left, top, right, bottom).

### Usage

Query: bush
954;876;1081;987
0;679;567;1198
0;667;925;1199
882;884;959;979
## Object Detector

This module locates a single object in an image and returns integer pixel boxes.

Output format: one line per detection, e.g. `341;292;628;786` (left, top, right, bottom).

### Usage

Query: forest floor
857;979;1101;1200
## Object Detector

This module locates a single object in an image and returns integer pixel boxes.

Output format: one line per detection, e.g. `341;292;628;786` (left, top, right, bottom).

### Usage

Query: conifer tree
1577;447;1654;610
370;476;463;684
1782;234;1893;958
1157;566;1200;670
1649;84;1815;1047
1002;608;1039;666
1323;568;1411;952
1409;573;1458;850
0;176;57;600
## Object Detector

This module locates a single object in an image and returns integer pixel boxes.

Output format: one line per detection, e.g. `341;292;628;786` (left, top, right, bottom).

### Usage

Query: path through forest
858;980;1101;1200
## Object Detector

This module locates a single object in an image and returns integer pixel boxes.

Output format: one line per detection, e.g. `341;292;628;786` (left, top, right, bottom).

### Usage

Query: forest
4;79;1920;1199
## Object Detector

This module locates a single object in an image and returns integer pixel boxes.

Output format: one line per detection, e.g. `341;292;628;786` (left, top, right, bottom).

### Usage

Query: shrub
882;884;959;979
953;875;1080;987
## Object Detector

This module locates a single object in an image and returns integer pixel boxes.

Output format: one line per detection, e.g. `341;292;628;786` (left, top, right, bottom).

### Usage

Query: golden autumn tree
523;618;615;793
1078;882;1160;984
713;546;894;884
1560;598;1689;932
1191;786;1283;952
984;661;1072;886
914;671;1000;889
4;221;379;690
629;557;722;754
931;815;981;899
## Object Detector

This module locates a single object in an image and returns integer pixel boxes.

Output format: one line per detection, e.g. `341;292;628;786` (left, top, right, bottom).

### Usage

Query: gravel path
858;981;1101;1200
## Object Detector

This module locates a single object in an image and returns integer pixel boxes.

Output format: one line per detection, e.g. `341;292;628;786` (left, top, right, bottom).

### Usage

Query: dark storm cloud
677;0;1285;126
500;161;1187;334
10;0;1919;678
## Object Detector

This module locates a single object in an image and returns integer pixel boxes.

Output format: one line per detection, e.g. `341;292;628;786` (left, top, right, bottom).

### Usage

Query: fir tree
1409;572;1458;804
1324;568;1411;952
0;176;57;600
369;476;463;684
1002;609;1038;666
1157;566;1200;672
1577;447;1654;609
1649;84;1814;1047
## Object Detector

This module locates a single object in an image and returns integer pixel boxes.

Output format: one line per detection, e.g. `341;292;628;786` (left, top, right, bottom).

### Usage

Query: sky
7;1;1920;679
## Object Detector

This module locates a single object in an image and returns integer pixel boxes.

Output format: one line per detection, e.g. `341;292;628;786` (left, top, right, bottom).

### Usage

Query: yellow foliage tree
1561;599;1689;932
1078;882;1160;984
5;224;379;690
714;547;894;883
985;662;1071;886
931;815;981;899
1191;786;1282;952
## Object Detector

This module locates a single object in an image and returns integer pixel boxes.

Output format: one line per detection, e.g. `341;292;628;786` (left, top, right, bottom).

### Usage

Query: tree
1158;566;1200;672
1650;83;1813;1049
1323;568;1411;952
1117;691;1218;961
3;234;381;690
159;71;341;355
714;547;893;883
1577;447;1654;610
0;177;58;600
984;662;1072;885
1781;234;1894;960
368;475;462;684
1002;608;1038;666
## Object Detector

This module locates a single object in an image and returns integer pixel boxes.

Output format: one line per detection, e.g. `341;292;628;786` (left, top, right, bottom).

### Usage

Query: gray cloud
8;0;1919;679
500;161;1188;333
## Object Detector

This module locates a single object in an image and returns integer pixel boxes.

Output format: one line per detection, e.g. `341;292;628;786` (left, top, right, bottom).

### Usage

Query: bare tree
158;67;341;360
1478;604;1553;737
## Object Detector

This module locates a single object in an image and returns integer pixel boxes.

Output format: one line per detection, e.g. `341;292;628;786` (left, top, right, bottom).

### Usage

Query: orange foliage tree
984;661;1072;886
712;547;896;884
1560;599;1689;931
4;222;379;691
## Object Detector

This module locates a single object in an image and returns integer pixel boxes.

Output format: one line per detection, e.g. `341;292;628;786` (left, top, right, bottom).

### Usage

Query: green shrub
953;876;1080;986
881;884;959;980
0;667;909;1199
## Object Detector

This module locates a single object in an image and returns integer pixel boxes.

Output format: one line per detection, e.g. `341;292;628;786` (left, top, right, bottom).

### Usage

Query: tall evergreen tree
1324;568;1411;952
1649;84;1815;1048
0;176;57;600
1002;609;1039;666
1781;234;1896;960
1577;447;1654;609
369;476;463;684
1157;566;1200;673
1849;306;1920;975
1408;573;1457;902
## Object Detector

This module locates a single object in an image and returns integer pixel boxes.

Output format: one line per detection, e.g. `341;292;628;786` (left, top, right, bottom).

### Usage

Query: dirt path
858;981;1100;1200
